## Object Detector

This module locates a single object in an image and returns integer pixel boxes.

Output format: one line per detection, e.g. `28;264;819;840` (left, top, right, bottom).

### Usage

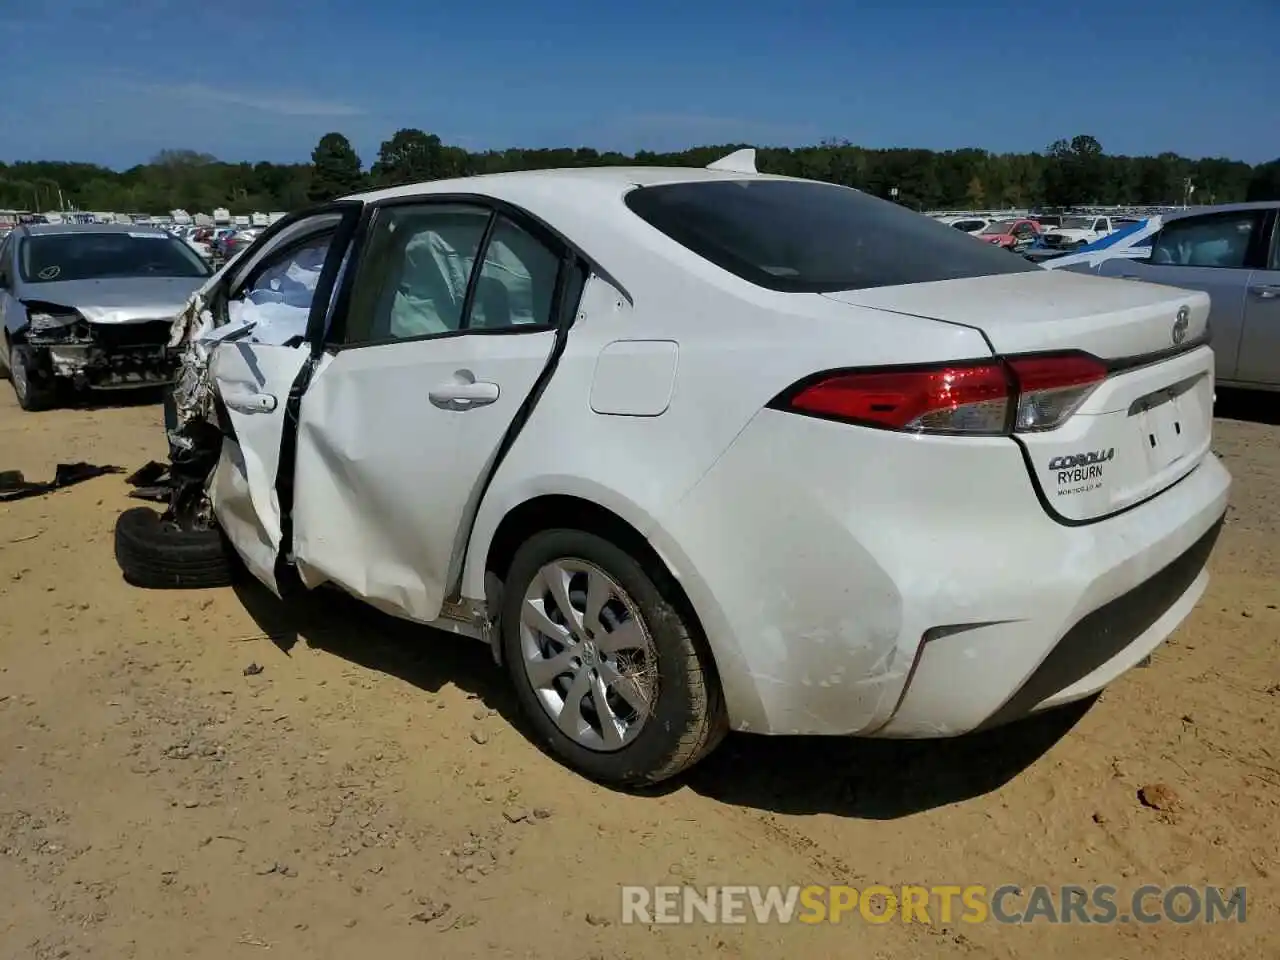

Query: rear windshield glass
624;180;1039;293
18;231;211;284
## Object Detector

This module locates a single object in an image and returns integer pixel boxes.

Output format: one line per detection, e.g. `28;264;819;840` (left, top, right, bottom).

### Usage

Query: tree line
3;129;1278;216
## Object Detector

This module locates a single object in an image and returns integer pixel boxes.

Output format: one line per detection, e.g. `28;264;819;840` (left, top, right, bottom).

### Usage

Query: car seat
472;275;512;329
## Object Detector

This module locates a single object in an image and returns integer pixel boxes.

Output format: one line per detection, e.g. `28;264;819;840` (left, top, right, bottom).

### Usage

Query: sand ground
0;385;1277;959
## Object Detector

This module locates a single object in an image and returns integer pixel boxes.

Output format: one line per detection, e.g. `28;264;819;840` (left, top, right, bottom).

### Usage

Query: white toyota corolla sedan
116;150;1230;786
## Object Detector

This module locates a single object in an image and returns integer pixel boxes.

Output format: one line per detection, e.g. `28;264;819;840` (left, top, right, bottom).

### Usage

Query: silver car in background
1058;202;1280;391
0;224;212;410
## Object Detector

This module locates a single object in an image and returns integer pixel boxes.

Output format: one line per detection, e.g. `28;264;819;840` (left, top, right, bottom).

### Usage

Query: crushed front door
205;206;357;593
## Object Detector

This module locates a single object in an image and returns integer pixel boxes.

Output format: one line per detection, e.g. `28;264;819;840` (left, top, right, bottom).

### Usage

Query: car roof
341;166;809;288
345;165;793;206
1163;200;1280;221
20;222;172;237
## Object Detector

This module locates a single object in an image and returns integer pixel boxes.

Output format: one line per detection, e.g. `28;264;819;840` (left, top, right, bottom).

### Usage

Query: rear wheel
501;528;727;786
9;344;58;411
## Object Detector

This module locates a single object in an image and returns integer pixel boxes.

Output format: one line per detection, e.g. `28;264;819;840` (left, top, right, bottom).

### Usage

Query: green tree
1044;135;1106;206
308;133;364;202
1246;159;1280;201
965;175;985;208
371;128;470;186
0;133;1262;217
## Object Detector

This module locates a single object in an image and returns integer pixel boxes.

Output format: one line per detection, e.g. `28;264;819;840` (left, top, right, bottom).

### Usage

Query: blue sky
2;0;1276;169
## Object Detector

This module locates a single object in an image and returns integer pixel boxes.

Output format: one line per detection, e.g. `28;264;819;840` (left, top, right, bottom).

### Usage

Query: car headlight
28;311;80;332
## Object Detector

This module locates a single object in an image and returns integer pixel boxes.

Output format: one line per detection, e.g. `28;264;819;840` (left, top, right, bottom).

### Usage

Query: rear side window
625;180;1039;293
1150;211;1263;269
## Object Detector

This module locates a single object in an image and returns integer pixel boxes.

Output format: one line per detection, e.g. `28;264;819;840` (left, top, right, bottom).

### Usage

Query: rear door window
624;179;1039;293
349;204;491;342
1149;211;1264;269
470;215;561;329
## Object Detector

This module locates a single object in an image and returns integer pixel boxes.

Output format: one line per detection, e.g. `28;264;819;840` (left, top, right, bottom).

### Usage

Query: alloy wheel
519;558;659;752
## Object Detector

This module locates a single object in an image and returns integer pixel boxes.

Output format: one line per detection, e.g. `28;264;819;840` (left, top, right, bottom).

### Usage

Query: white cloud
133;80;366;118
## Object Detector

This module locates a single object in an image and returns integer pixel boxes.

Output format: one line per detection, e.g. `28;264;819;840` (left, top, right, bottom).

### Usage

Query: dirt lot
0;386;1277;960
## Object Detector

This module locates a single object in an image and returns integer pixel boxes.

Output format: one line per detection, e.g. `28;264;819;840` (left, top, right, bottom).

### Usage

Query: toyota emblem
1172;306;1190;345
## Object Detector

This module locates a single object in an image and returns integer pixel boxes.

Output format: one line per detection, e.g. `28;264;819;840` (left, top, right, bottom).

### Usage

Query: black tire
500;528;727;787
114;506;235;589
9;344;58;411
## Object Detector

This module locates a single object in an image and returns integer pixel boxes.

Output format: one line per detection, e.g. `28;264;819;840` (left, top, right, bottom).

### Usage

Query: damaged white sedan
112;151;1230;785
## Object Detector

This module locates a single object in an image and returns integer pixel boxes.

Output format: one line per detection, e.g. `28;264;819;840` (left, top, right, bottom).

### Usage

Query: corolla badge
1048;449;1115;471
1172;305;1190;345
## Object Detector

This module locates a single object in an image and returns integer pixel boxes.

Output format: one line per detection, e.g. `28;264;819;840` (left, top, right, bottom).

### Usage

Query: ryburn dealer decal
1048;448;1114;496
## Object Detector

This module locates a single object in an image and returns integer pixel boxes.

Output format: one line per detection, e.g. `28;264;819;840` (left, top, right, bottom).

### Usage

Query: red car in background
977;218;1041;252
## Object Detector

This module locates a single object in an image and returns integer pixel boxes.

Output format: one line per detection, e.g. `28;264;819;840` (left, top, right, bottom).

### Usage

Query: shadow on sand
231;575;1092;819
1215;386;1280;427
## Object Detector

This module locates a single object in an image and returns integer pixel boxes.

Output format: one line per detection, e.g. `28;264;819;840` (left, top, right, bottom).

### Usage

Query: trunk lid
825;271;1215;522
1014;344;1214;522
823;269;1208;359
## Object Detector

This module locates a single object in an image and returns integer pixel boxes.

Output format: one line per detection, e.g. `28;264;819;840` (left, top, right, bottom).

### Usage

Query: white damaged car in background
112;152;1230;786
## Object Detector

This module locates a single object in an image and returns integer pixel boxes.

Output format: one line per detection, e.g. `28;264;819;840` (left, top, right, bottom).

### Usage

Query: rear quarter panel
459;233;992;640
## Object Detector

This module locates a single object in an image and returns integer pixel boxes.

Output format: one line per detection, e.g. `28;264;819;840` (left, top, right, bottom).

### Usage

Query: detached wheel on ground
113;506;236;589
8;344;59;411
500;528;727;787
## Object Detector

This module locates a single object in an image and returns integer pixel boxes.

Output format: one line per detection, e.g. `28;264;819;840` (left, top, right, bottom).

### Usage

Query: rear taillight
780;363;1010;435
1006;353;1107;432
774;352;1107;436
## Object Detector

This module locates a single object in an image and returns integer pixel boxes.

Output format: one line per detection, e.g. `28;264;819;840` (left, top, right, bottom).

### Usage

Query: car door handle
1250;284;1280;299
429;379;500;410
222;389;278;414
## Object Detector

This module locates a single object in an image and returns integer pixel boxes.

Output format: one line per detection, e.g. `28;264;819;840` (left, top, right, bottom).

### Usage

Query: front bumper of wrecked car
27;318;180;390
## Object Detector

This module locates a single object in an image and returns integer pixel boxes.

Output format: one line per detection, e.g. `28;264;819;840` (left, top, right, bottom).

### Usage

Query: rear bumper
652;410;1230;737
881;495;1224;737
974;515;1221;732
